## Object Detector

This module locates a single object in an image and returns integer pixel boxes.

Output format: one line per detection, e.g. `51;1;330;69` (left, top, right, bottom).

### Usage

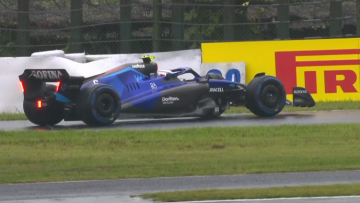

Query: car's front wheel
245;75;286;117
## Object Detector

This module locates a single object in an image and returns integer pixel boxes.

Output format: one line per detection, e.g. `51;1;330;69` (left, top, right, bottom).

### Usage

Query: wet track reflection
0;111;324;131
1;110;360;131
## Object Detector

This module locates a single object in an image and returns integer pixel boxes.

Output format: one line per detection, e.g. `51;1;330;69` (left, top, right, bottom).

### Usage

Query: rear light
20;81;24;92
37;100;42;108
56;81;61;92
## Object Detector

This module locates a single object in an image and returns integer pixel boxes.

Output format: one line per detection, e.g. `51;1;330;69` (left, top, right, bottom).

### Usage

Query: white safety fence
0;49;245;113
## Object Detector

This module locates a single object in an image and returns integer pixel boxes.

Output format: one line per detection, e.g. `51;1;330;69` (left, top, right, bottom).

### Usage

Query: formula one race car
18;55;316;127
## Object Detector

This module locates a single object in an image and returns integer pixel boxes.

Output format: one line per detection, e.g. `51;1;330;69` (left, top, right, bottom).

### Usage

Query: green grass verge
138;183;360;202
2;100;360;121
0;112;28;121
1;124;360;184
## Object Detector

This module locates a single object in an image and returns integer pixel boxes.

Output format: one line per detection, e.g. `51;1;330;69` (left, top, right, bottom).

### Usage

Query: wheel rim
95;93;116;117
260;84;281;109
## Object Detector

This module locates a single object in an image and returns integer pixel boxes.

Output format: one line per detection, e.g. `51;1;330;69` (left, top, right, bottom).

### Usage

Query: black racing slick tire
245;75;286;117
76;83;121;127
23;85;64;127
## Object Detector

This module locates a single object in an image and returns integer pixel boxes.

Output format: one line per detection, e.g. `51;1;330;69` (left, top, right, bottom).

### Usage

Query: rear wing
19;69;85;101
19;69;71;82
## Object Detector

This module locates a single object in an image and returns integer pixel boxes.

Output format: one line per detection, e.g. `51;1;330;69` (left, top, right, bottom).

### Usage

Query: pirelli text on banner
200;37;360;101
275;49;360;95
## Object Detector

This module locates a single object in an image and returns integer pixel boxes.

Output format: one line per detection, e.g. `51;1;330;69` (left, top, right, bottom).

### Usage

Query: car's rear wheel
245;75;286;117
23;85;64;127
75;83;121;126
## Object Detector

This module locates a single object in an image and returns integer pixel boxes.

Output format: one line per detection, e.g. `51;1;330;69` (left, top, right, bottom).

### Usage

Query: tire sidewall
247;76;286;116
23;84;64;127
88;85;121;124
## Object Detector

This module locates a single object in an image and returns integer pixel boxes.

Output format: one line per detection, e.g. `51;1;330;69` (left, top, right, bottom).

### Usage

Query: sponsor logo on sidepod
162;96;179;104
210;87;224;92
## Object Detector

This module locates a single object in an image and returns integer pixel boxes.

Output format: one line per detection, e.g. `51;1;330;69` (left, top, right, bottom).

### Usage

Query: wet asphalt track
1;110;360;203
1;170;360;202
1;110;360;131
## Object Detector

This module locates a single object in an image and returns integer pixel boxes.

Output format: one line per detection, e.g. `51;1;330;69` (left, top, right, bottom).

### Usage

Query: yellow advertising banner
201;38;360;101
